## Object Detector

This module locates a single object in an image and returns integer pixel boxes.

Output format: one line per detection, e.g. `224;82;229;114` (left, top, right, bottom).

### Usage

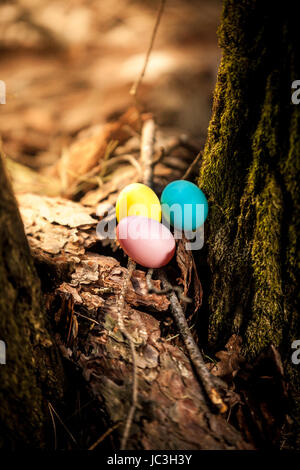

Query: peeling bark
17;192;252;450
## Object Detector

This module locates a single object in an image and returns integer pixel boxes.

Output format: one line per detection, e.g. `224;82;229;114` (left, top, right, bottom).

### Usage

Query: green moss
198;0;300;376
245;174;283;352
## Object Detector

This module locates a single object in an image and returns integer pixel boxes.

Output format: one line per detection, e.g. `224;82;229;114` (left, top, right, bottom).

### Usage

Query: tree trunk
198;0;299;401
0;154;64;448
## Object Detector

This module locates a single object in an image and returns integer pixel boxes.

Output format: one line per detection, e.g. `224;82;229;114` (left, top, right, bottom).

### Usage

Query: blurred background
0;0;225;449
0;0;221;173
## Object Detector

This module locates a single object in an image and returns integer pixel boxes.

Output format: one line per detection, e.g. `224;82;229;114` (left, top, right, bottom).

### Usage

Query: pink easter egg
116;216;176;268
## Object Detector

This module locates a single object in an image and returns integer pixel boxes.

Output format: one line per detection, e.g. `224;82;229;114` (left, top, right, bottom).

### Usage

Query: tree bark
15;192;252;450
198;0;299;407
0;154;64;448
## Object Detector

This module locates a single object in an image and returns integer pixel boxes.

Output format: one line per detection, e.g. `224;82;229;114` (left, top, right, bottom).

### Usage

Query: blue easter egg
160;180;208;231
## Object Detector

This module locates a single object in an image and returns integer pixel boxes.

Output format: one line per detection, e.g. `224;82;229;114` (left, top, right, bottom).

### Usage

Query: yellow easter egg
116;183;161;222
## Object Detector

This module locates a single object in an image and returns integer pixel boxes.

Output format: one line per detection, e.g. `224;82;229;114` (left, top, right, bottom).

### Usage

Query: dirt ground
0;0;221;174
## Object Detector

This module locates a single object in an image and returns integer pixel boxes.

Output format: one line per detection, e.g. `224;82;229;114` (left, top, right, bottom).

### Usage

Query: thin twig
118;117;156;449
130;0;166;99
48;402;57;450
151;137;203;172
166;323;195;342
66;153;141;195
117;258;138;450
182;150;203;181
146;268;192;303
140;119;155;187
101;154;142;178
75;311;101;326
158;271;227;414
152;146;165;167
89;422;121;450
48;402;79;447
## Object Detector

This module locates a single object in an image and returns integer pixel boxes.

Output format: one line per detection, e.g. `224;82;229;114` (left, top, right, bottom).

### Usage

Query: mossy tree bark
198;1;299;382
0;154;63;448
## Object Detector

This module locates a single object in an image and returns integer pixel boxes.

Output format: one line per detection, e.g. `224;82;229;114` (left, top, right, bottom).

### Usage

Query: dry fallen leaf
52;107;147;195
18;193;97;227
231;345;289;448
176;236;203;315
209;335;244;380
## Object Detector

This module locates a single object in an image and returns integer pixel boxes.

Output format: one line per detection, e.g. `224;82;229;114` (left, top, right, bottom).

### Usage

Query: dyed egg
160;180;208;231
116;183;161;223
116;216;175;268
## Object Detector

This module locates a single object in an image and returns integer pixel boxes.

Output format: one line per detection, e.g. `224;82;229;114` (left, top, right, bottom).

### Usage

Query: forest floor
0;0;220;178
0;0;293;451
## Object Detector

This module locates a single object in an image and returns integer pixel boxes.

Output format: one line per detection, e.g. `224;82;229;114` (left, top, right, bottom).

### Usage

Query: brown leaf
209;335;244;380
231;346;289;448
18;193;97;227
52;107;146;194
176;236;203;313
176;237;193;297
